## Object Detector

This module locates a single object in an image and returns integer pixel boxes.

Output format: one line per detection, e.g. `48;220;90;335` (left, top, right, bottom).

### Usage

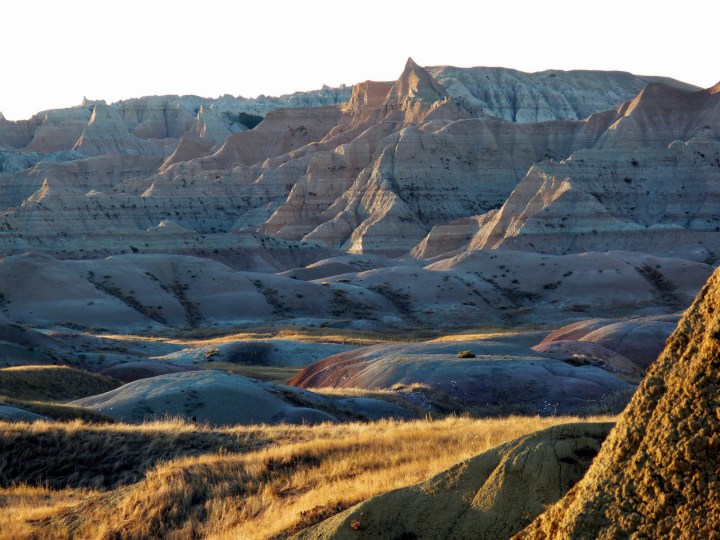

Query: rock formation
2;59;702;260
427;65;700;122
441;82;720;260
293;422;613;540
515;267;720;538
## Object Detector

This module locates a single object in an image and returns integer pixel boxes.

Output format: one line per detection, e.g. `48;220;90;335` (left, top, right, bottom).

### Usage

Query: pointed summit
386;57;447;105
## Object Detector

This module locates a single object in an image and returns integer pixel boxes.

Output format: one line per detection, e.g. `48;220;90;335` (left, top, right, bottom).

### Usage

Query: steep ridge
515;267;720;538
259;59;616;253
427;65;700;122
427;83;720;260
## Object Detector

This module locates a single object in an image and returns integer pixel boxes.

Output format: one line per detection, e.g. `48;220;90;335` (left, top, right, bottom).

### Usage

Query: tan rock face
259;59;626;254
73;103;168;157
515;267;720;539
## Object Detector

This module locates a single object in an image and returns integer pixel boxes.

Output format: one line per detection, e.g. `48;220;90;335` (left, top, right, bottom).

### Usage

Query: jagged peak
386;57;447;106
82;97;107;108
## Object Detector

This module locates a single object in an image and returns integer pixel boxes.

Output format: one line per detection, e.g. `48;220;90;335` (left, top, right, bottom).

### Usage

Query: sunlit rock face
516;266;720;539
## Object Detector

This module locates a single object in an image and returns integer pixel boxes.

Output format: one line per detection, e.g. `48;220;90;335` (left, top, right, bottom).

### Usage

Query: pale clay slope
72;370;413;426
0;250;711;331
294;422;613;540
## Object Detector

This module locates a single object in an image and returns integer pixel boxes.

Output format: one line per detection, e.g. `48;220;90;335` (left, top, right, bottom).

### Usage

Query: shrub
456;350;476;359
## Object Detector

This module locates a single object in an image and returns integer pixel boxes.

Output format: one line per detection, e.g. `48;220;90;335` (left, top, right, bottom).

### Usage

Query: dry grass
199;362;301;384
96;324;479;348
0;366;121;422
428;326;545;342
0;366;120;402
0;415;615;539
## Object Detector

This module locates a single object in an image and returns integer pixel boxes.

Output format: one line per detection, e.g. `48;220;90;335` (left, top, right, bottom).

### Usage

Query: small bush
456;350;476;359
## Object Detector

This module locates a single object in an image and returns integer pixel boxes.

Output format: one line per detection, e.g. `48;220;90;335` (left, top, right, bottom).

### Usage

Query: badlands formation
1;59;719;417
1;58;719;538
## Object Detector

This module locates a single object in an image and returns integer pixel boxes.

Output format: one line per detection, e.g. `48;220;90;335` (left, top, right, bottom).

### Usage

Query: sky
2;0;717;120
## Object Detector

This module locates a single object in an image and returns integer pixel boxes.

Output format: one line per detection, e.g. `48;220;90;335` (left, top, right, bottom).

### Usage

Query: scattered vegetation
86;272;167;325
0;415;615;539
170;281;204;327
224;111;264;129
204;348;220;361
635;263;681;306
199;363;301;384
0;366;121;422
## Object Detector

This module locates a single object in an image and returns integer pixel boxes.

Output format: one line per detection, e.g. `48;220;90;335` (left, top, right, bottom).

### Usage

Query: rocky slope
425;82;720;261
427;65;699;122
515;266;720;538
294;422;613;540
0;250;711;331
0;59;704;260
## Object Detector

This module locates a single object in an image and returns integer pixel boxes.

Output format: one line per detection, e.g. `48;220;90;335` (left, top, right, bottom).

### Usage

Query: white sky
2;0;717;120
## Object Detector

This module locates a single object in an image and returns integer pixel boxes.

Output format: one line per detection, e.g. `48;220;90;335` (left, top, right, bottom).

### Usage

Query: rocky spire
385;57;447;106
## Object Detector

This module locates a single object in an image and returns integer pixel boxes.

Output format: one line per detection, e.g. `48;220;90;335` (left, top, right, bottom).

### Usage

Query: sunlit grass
0;415;615;539
198;362;301;384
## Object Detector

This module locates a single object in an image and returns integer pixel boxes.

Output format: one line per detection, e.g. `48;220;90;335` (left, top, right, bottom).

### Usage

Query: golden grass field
0;414;615;539
98;322;544;348
0;365;120;422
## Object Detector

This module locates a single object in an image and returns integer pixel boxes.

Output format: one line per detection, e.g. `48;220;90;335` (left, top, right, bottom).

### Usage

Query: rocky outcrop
516;267;720;539
294;422;613;540
427;65;700;123
1;60;707;258
432;83;720;260
73;103;168;157
260;59;623;254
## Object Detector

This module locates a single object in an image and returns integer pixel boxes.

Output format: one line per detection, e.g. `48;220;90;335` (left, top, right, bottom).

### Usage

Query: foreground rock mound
516;268;720;538
294;422;612;540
